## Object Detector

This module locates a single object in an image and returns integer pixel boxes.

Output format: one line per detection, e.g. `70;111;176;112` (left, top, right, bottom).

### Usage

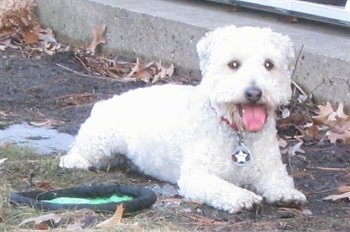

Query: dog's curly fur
60;26;307;213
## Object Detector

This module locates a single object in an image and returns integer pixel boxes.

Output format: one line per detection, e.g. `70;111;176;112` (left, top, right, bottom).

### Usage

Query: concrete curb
35;0;350;106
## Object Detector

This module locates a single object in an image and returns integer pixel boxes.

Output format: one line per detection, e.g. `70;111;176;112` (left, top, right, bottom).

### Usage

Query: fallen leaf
0;158;8;164
302;209;313;216
336;185;350;193
297;93;308;103
18;213;61;228
326;130;350;144
313;101;336;124
96;204;124;228
336;102;349;119
278;137;288;148
288;141;305;157
35;180;55;190
86;25;106;54
304;122;321;140
28;118;64;128
37;27;57;44
280;108;291;119
152;62;175;83
312;102;350;144
20;29;38;44
0;37;22;50
324;192;350;201
284;16;299;23
127;58;141;78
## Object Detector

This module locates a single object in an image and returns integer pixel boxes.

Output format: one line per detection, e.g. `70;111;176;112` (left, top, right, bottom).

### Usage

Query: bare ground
1;50;350;231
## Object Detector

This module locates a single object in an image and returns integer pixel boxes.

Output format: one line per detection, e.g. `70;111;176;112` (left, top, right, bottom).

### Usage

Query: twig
308;166;349;172
291;44;303;80
56;63;92;77
290;45;308;97
186;213;226;226
55;63;118;81
291;80;307;97
55;92;94;100
74;54;90;72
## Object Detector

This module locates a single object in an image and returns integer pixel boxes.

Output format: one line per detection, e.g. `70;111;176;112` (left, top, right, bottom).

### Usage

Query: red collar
220;116;238;130
209;101;239;131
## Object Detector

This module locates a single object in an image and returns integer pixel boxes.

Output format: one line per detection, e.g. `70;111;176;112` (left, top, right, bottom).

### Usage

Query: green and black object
9;183;157;213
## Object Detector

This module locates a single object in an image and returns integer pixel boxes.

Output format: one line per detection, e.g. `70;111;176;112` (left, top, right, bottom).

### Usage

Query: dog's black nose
245;86;262;102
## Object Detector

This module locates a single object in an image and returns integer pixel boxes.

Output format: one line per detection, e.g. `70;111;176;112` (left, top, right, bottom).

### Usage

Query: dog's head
197;26;294;132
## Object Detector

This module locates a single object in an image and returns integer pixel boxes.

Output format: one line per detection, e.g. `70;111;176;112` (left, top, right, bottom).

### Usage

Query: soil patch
1;50;350;231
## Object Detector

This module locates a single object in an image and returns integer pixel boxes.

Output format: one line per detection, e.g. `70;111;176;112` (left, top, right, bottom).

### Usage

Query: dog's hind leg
59;95;136;170
59;111;129;170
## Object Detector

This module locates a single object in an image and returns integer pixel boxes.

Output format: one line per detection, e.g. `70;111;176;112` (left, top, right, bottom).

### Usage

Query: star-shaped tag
232;144;252;166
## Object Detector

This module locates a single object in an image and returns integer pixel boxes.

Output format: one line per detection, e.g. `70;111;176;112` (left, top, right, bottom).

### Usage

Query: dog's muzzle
237;86;267;132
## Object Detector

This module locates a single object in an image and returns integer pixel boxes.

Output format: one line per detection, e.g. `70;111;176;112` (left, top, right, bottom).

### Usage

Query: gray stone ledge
35;0;350;106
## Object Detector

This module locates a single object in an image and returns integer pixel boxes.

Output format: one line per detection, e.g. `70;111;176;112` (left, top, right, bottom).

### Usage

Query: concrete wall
35;0;350;106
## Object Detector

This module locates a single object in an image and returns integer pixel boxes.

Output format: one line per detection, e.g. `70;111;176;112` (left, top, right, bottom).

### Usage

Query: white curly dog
60;26;306;213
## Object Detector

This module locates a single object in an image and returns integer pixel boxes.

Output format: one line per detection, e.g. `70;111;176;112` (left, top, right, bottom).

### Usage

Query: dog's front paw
264;188;307;205
238;190;264;209
59;154;90;169
226;190;263;213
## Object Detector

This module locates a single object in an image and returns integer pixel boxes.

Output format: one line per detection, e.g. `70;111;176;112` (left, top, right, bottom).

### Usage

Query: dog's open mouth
238;104;267;132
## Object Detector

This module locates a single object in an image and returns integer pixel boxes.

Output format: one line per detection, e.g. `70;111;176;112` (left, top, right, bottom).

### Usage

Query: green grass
0;144;193;231
2;144;350;231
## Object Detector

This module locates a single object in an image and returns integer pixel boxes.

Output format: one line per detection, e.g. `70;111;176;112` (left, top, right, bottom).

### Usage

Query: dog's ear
197;25;237;76
284;36;296;75
271;32;296;75
196;31;213;76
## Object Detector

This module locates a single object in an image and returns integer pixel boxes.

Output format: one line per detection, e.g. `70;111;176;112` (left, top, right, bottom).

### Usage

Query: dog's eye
264;59;274;70
228;60;241;70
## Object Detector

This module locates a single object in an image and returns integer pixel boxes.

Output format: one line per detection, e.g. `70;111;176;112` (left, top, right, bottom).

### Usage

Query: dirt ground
1;49;350;231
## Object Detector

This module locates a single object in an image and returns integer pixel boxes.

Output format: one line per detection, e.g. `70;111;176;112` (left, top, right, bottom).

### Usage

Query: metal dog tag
232;143;252;166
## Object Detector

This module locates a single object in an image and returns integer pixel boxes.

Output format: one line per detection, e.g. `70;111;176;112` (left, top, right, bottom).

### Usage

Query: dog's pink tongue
242;105;267;132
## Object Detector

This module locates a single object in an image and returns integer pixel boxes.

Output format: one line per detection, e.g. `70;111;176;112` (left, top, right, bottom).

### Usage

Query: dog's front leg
177;165;262;213
255;163;307;205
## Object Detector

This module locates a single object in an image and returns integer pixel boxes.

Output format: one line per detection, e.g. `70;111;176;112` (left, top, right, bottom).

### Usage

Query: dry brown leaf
328;118;350;133
18;213;61;227
0;0;68;57
336;185;350;193
313;101;336;124
127;58;141;78
28;119;64;128
20;29;38;44
0;36;21;49
324;191;350;201
130;60;157;81
284;16;299;23
152;62;175;83
326;130;350;144
35;180;55;190
96;204;124;228
336;102;349;119
134;69;154;81
75;48;175;83
0;0;37;29
312;102;350;144
278;137;288;148
86;25;106;53
36;27;57;43
304;122;320;139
